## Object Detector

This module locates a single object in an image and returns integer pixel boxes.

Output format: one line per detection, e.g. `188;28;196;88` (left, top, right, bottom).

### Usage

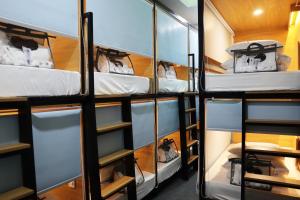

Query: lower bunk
201;131;300;200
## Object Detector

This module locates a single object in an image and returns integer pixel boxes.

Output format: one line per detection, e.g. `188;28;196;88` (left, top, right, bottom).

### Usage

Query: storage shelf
188;155;198;165
101;176;134;199
97;122;132;134
0;186;34;200
245;119;300;127
246;147;300;158
186;124;197;131
185;108;196;113
99;149;134;168
0;143;31;155
187;140;198;148
245;173;300;189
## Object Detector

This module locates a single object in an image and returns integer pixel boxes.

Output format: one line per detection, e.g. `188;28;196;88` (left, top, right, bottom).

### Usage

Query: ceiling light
253;8;264;16
289;3;300;26
179;0;197;8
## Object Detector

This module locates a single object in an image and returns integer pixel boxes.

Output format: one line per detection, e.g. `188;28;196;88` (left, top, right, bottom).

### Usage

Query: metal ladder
179;93;199;180
241;95;300;200
0;98;37;200
83;95;137;200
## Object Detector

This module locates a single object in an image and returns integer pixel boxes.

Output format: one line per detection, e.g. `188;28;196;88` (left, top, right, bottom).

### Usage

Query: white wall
205;131;232;170
204;2;234;63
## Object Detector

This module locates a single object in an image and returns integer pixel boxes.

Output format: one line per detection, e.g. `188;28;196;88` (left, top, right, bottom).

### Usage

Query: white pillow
30;46;54;68
226;40;283;56
228;142;280;155
221;59;234;70
0;31;8;45
165;65;177;80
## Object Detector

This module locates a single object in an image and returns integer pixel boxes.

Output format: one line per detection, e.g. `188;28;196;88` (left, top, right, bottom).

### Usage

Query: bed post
81;11;101;200
198;0;205;199
153;0;159;187
241;94;246;200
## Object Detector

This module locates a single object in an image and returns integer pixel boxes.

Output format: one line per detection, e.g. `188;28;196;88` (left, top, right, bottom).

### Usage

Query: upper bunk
0;0;81;98
85;0;200;96
202;0;300;93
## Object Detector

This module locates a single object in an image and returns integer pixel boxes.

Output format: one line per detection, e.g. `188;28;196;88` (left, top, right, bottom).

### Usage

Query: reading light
289;3;300;26
253;8;264;16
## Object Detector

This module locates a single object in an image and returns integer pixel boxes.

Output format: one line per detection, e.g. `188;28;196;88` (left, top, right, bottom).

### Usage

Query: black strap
135;158;145;184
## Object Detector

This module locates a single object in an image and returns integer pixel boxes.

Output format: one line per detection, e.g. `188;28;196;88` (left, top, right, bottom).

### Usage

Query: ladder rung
187;140;198;148
245;119;300;127
246;147;300;158
99;149;134;168
186;124;197;131
0;143;31;155
101;176;134;199
188;155;198;165
246;188;300;200
185;108;196;113
245;173;300;190
0;186;34;200
97;122;132;134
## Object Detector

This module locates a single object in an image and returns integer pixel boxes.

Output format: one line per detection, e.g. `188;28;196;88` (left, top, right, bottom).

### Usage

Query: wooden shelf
188;155;198;165
246;147;300;158
0;97;27;103
0;186;34;200
0;143;31;155
245;173;300;189
99;149;134;168
186;124;197;131
97;122;132;134
245;119;300;127
185;108;196;113
101;176;134;199
187;140;198;148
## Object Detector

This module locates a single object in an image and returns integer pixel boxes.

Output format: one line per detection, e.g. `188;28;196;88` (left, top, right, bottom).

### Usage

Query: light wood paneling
234;28;288;45
232;132;297;149
39;178;83;200
49;36;80;72
211;0;296;33
135;144;155;173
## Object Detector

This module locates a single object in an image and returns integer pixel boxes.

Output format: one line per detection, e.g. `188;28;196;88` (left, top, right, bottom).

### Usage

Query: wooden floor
39;178;83;200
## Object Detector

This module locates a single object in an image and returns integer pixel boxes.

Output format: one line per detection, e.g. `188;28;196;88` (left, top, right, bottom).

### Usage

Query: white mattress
206;71;300;91
157;155;181;184
94;73;150;95
137;171;155;200
159;78;188;93
0;65;80;97
205;144;300;200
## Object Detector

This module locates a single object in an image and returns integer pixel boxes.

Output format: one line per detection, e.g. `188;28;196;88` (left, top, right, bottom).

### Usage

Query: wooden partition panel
49;36;80;72
134;144;155;173
232;132;297;149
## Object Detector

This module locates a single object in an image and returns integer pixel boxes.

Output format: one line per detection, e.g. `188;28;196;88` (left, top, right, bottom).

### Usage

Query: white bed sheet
205;144;300;200
157;155;181;184
94;73;150;95
206;71;300;91
137;171;155;200
0;65;80;97
159;78;188;93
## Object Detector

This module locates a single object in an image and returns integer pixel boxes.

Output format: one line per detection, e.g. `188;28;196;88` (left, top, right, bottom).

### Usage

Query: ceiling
211;0;297;33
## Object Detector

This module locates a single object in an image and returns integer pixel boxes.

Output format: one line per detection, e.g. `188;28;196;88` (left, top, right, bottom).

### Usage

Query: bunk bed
83;0;201;199
0;1;84;199
197;10;300;200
